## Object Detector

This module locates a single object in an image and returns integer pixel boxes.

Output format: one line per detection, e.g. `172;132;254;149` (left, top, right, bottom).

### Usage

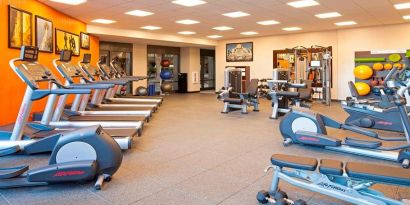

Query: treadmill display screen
83;53;91;63
60;50;72;62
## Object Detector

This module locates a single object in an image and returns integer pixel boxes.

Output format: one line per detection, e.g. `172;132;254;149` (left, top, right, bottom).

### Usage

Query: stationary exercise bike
279;82;410;167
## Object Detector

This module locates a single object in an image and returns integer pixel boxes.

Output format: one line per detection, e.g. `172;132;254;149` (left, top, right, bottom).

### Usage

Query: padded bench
270;154;410;185
223;98;244;104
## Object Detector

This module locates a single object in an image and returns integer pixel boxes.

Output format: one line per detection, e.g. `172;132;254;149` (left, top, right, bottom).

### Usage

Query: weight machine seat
247;79;259;96
223;98;244;104
270;154;318;171
275;91;300;98
319;159;343;176
297;80;313;100
346;162;410;186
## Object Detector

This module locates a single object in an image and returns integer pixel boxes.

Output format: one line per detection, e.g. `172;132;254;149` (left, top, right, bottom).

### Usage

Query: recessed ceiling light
240;31;258;35
91;19;116;24
50;0;86;5
403;15;410;20
282;27;302;31
222;11;250;18
141;26;162;30
315;12;342;19
213;26;234;31
257;20;280;25
178;31;196;35
207;35;223;38
176;19;200;25
394;2;410;10
287;0;319;8
335;21;357;26
125;10;154;17
172;0;207;7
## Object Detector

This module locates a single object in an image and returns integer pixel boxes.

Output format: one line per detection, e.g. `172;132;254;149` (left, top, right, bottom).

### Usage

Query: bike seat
271;154;317;171
345;138;382;149
0;165;29;179
346;162;410;186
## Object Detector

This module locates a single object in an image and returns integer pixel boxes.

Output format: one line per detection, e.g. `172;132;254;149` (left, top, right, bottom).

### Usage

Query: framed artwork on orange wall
55;29;80;56
35;16;53;53
80;32;90;49
8;6;32;49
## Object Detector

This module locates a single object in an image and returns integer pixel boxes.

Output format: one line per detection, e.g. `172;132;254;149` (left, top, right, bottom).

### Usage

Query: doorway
200;49;215;91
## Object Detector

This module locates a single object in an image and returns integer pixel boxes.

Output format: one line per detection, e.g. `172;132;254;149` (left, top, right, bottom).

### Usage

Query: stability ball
393;63;403;70
372;63;384;71
161;59;171;68
160;69;173;80
355;82;371;96
161;82;173;93
354;65;373;80
384;63;393;70
135;86;148;96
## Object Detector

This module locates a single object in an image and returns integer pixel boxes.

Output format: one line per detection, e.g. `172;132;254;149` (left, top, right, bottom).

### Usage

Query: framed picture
8;6;32;49
55;29;80;56
226;42;253;62
80;32;90;49
35;16;53;53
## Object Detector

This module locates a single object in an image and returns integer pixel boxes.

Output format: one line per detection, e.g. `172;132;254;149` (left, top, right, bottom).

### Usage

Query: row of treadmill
0;46;162;190
257;66;410;204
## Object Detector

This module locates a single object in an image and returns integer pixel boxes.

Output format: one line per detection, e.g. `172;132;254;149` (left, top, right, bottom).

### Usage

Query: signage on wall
192;71;199;84
371;49;406;54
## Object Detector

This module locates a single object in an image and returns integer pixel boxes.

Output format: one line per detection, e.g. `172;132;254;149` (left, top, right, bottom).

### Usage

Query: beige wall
181;47;201;92
216;23;410;100
132;44;148;94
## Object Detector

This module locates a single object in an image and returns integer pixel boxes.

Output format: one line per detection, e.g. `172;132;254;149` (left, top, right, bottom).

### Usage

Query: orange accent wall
0;0;99;125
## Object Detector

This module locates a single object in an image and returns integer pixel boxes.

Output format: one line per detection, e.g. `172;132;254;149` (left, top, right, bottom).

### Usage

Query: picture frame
8;6;32;49
55;29;80;56
226;42;253;62
35;15;53;53
80;32;90;49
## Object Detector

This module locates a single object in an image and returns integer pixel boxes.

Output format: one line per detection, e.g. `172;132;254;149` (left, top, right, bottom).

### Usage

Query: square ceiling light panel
172;0;207;7
50;0;86;5
287;0;319;8
222;11;250;18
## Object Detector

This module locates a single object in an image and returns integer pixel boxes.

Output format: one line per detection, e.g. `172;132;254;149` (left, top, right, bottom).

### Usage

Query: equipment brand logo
318;182;347;192
376;121;393;126
298;136;320;142
54;171;85;177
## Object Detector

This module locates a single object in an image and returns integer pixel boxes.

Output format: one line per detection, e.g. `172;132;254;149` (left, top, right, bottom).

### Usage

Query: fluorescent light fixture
91;19;116;24
282;27;302;31
257;20;280;25
287;0;319;8
172;0;207;7
222;11;250;18
50;0;86;5
335;21;357;26
213;26;233;31
240;31;258;35
178;31;196;35
141;26;162;30
315;12;342;19
403;15;410;20
125;10;153;17
207;35;223;38
394;2;410;10
176;19;200;25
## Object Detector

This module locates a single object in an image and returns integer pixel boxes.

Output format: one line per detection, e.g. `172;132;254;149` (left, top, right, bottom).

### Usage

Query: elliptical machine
0;46;123;190
279;74;410;167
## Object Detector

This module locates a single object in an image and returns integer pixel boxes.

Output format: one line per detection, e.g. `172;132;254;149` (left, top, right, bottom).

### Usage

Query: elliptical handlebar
383;67;399;85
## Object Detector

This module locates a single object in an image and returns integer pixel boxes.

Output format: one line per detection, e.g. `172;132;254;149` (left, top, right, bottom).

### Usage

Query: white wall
180;47;201;92
216;23;410;100
132;44;147;94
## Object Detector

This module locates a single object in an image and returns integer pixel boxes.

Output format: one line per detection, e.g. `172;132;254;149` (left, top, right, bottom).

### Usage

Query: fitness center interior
1;0;410;204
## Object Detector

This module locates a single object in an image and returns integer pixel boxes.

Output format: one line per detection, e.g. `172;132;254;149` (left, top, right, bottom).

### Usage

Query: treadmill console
60;50;72;62
15;46;63;89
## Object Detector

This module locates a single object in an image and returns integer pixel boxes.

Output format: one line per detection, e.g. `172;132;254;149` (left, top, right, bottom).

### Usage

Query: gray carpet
0;93;409;205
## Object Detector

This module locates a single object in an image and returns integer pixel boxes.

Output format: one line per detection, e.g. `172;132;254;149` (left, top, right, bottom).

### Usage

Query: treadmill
96;56;161;106
78;54;157;112
0;46;131;154
48;50;150;125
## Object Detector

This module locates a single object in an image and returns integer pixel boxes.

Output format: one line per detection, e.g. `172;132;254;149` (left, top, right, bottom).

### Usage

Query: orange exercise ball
384;63;393;70
354;65;373;80
372;63;384;71
394;63;403;70
355;82;371;96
